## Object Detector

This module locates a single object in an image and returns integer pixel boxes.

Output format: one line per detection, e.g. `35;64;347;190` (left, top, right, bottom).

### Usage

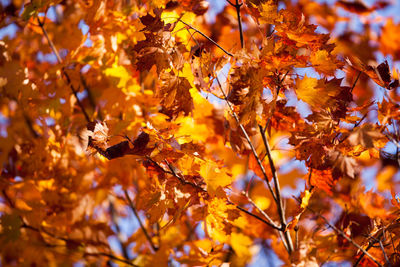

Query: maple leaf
199;161;231;196
296;76;352;116
306;110;337;132
326;150;358;179
310;50;343;76
346;57;399;90
309;169;335;194
82;121;109;151
348;124;386;148
157;71;194;118
257;0;280;25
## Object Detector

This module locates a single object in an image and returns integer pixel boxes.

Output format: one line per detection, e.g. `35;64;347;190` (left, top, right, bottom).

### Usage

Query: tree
1;0;400;266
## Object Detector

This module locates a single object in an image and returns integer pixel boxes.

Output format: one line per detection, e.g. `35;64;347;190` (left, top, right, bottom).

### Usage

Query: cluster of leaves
1;0;400;266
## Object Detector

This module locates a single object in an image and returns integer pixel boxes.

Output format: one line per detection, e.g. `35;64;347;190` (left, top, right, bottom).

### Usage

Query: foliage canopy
1;0;400;266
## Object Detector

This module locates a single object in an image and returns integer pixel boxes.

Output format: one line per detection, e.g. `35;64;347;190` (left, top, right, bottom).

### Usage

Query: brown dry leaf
326;150;358;179
348;124;386;148
347;57;399;90
157;71;194;118
336;0;371;14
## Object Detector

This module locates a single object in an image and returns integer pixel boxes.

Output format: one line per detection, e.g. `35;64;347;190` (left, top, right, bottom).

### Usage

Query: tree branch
227;0;244;48
80;73;103;121
109;198;130;261
84;252;139;266
215;76;278;203
36;16;91;122
123;190;158;252
234;204;281;231
216;75;294;254
304;205;383;267
178;19;233;57
258;125;293;254
241;191;281;230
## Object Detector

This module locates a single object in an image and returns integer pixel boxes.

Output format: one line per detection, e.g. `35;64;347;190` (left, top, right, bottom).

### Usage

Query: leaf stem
84;252;139;266
350;71;362;93
242;192;281;230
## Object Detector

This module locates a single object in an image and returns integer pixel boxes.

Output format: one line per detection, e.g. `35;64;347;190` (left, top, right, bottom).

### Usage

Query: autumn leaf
308;169;335;194
157;71;194;118
348;124;386;148
258;0;280;25
295;75;327;109
199;161;231;196
310;50;343;76
2;0;400;266
326;150;358;179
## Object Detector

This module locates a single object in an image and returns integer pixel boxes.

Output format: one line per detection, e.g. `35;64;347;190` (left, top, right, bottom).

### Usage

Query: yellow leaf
295;76;343;110
199;161;231;195
310;50;338;76
377;166;397;192
295;75;320;108
37;179;55;191
253;195;271;210
300;190;313;209
176;116;210;143
231;232;253;259
15;199;32;211
205;198;231;243
161;11;195;44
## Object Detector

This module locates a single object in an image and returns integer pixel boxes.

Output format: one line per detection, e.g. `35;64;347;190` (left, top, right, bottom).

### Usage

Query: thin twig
354;236;379;266
227;0;244;48
258;124;293;254
109;198;130;261
37;16;91;122
80;73;103;120
124;190;158;252
215;76;278;203
177;19;233;57
337;112;368;144
305;205;383;267
242;192;280;230
234;204;281;230
145;156;206;192
23;112;40;138
84;252;139;266
216;75;294;254
379;239;391;267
